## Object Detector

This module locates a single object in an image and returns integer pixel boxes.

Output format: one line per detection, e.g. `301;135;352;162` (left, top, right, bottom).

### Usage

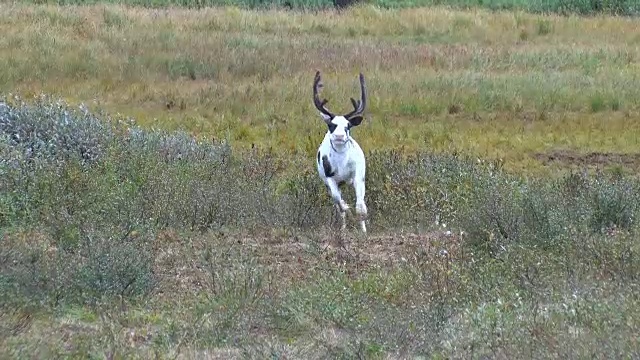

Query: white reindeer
312;71;368;233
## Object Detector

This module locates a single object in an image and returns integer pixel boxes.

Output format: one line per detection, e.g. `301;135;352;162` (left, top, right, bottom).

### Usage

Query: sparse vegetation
2;2;640;358
2;95;640;357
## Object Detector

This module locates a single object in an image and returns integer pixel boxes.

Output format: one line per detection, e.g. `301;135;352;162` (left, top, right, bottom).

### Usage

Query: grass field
2;2;640;359
14;0;640;15
1;3;640;175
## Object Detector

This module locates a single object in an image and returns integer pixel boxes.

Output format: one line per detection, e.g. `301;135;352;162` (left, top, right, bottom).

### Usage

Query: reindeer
312;70;368;233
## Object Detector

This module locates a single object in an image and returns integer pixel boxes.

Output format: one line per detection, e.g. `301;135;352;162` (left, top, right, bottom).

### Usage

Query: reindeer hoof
355;203;368;220
338;200;350;213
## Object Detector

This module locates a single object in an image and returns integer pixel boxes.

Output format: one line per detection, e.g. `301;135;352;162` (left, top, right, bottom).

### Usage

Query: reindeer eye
328;123;338;133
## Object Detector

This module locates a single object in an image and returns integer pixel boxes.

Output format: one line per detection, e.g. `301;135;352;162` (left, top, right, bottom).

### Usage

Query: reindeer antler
313;71;335;119
344;73;366;120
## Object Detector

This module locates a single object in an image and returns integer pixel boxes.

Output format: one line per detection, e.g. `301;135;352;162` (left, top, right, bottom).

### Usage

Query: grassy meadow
2;2;640;359
14;0;640;15
1;3;640;174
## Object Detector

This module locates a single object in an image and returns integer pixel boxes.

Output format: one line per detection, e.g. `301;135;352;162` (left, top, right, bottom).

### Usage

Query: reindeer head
313;71;367;146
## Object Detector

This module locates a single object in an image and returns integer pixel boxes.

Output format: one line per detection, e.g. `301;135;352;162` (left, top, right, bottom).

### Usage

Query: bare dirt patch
249;229;464;286
533;150;640;169
150;228;462;297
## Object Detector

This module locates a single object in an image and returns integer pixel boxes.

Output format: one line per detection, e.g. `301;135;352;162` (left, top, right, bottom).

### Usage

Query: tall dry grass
1;4;639;175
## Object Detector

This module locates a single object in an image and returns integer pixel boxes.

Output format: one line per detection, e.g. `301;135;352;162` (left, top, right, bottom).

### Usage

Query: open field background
2;2;640;359
15;0;640;16
2;3;640;175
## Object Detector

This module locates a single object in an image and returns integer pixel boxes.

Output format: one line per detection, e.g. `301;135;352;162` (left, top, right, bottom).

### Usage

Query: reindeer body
312;71;368;233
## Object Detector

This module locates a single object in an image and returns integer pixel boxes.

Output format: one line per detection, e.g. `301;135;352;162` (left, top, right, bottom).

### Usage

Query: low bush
2;94;640;356
3;94;640;233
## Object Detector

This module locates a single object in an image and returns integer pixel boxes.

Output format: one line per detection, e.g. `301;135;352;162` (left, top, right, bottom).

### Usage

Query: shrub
3;95;640;358
2;94;640;266
0;226;156;307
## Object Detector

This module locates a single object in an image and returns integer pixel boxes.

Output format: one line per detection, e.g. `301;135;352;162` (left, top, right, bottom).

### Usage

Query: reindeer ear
348;116;363;127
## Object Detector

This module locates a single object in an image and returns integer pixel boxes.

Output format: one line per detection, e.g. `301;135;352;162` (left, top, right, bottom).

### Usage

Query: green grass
1;4;640;175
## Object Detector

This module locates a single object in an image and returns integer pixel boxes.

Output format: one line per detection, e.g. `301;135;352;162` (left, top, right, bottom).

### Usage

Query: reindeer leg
326;178;349;212
354;177;367;233
326;178;349;231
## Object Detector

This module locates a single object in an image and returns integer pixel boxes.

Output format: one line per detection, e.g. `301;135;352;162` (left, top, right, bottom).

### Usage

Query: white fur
312;71;368;232
315;115;368;233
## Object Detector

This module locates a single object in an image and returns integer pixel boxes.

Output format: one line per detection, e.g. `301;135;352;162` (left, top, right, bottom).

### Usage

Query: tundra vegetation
1;1;640;359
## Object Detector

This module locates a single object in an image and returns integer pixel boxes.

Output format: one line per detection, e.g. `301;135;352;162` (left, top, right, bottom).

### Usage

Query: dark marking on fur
317;151;321;164
321;155;335;177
